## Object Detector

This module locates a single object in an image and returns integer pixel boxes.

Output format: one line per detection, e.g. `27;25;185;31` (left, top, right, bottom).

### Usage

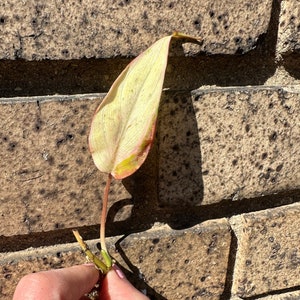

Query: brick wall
1;0;300;299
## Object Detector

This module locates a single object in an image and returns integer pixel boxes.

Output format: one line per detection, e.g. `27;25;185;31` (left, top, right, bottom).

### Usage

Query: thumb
100;264;149;300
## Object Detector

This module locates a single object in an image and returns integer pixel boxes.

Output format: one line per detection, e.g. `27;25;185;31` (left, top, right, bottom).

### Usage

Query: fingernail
112;264;126;279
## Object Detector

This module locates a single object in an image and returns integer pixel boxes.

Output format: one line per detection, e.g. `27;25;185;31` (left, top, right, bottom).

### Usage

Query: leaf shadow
157;90;204;208
106;89;204;233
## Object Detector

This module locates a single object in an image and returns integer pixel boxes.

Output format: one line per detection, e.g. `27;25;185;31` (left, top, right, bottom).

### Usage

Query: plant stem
100;173;112;253
72;229;109;273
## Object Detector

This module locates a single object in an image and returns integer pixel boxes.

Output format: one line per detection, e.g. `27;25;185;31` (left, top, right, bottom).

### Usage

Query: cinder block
158;87;300;205
230;202;300;298
0;95;130;236
0;0;272;60
1;220;231;299
277;0;300;55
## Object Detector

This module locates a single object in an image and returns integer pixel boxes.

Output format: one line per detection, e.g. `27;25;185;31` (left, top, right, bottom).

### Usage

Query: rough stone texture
0;95;130;236
230;202;300;298
277;0;300;55
1;220;231;299
158;87;300;206
0;0;273;60
259;291;300;299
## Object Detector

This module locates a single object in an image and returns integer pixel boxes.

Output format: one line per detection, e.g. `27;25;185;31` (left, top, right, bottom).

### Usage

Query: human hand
13;263;149;300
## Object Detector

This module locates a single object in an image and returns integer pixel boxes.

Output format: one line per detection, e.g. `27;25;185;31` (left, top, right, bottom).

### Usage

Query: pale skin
13;264;149;300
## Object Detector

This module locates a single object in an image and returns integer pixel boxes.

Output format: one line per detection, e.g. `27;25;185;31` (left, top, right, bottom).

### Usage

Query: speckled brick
0;0;272;60
277;0;300;55
230;202;300;298
0;95;130;235
1;220;231;299
158;87;300;206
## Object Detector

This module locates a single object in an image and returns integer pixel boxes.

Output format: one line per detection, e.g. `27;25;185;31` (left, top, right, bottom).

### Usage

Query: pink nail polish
113;264;126;279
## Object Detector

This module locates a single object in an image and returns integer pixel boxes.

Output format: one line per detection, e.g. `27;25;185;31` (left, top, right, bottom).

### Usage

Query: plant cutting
73;32;200;275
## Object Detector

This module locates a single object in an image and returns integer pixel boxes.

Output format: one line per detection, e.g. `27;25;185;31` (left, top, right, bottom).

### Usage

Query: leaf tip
171;31;202;44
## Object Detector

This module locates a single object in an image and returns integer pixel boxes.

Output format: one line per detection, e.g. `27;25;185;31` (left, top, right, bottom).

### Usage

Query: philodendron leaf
89;32;199;179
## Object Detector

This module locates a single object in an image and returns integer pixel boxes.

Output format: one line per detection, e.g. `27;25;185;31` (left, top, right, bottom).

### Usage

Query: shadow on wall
157;91;203;207
283;53;300;79
0;50;277;98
